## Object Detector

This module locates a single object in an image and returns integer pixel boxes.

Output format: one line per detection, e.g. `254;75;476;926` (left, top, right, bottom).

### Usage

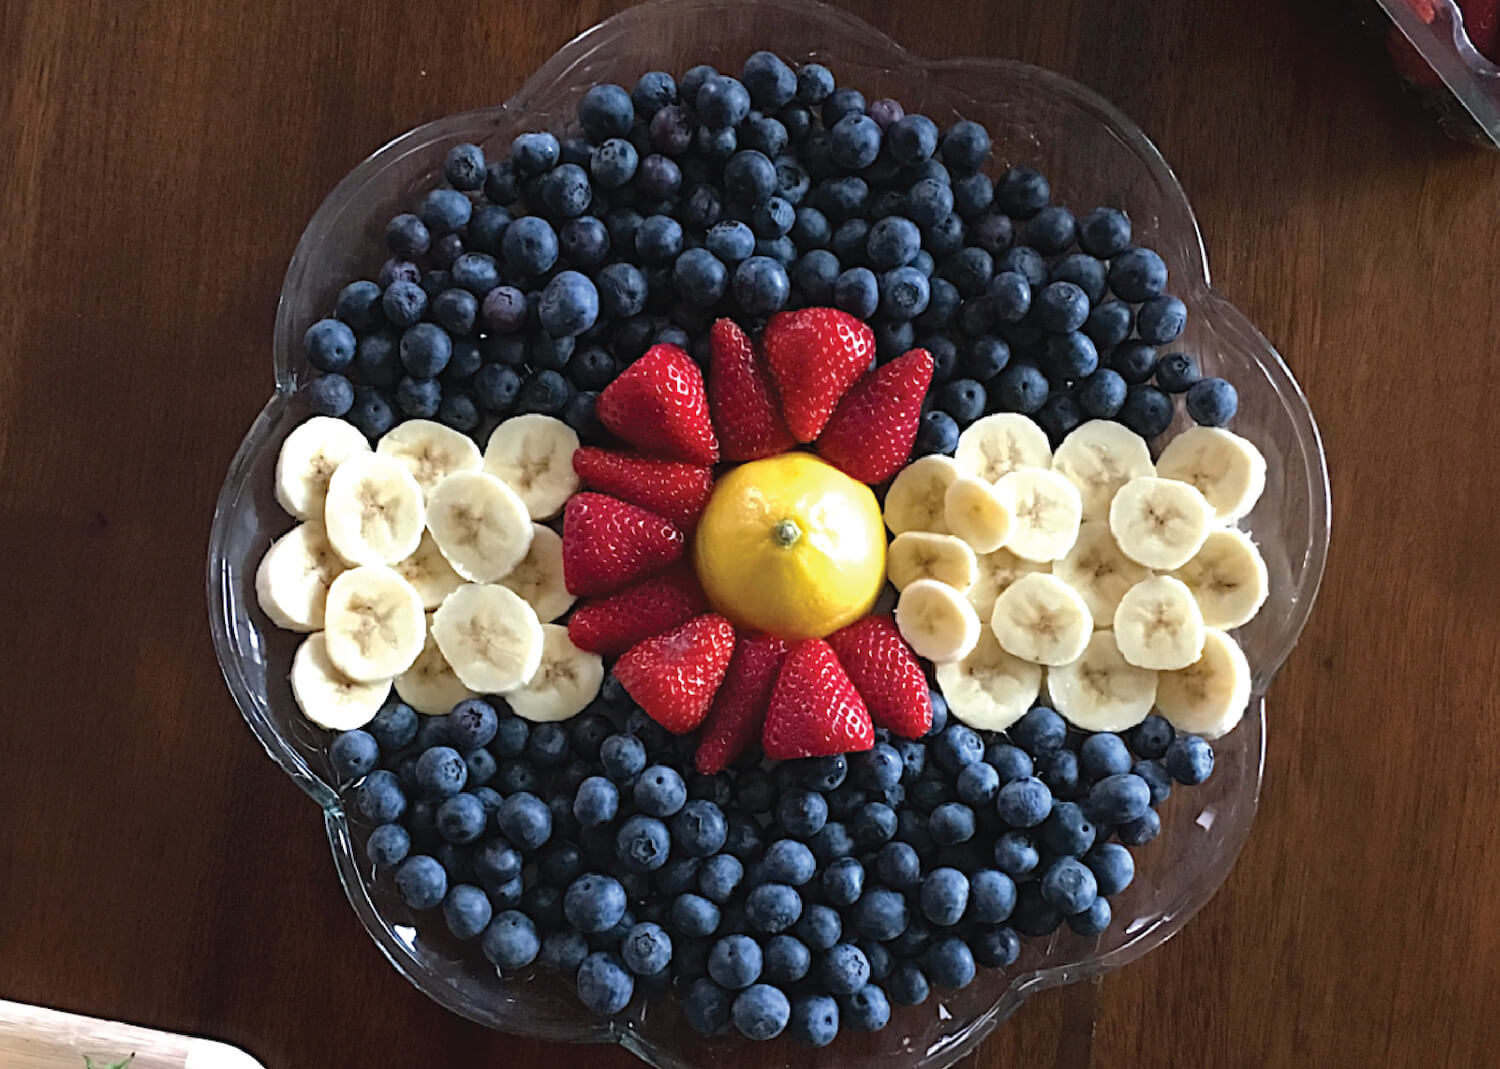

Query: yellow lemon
694;453;886;640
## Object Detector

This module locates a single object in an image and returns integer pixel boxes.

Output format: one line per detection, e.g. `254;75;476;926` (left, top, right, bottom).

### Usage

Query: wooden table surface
4;0;1496;1065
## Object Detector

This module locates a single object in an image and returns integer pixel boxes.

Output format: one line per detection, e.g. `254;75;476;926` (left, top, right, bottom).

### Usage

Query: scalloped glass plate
206;1;1330;1065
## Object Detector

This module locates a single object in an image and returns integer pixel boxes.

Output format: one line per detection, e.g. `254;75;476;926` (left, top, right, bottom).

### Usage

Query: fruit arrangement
249;47;1271;1050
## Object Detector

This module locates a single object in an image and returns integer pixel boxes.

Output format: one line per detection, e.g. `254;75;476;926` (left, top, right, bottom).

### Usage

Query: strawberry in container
1378;0;1500;146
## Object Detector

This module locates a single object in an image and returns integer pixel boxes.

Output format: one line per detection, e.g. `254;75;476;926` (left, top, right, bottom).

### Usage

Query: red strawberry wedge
695;633;791;774
762;639;875;760
562;492;685;597
596;343;719;465
826;614;933;739
761;307;876;442
573;447;715;530
567;564;709;656
816;348;934;484
614;614;737;734
708;318;796;461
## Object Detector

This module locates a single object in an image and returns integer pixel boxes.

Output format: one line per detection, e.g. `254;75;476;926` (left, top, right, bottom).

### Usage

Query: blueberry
970;925;1020;969
753;235;795;265
328;729;377;782
495;792;550;852
835;984;889;1035
680;977;733;1036
418;268;453;300
1166;734;1216;784
786;904;838;954
1038;394;1086;441
571;776;618;828
852;887;908;941
1109;246;1168;302
352;330;402;387
386;213;431;258
1084;300;1134;349
820;85;866;128
687;854;741;907
561;873;624;935
905;177;953;229
1083;843;1135;900
1123;719;1173;765
672;799;728;858
898;410;956;462
443;339;482;382
393;375;439;418
414;746;466;799
695;74;750;128
1077;206;1132;258
537;929;589;975
470;785;502;817
573;950;633;1016
996;246;1047;289
730;983;790;1041
1033;282;1091;336
816;943;868;996
857;216;918;272
1109;342;1157;387
501;216;559;276
931;723;983;774
733;255;790;315
894;738;927;781
995;776;1052;828
774;156;813;204
851;802;898;851
1117;807;1161;846
888;963;930;1006
745;882;802;934
592;265;646;324
437;793;486;844
418;188;471;236
614;813;670;873
470;364;521;414
961;336;1008;381
1027;205;1078;255
516;369;570;416
1063;894;1110;936
742;115;790;159
655;856;702;898
1078;368;1128;418
631;213;682;264
817;176;870;222
788;248;836;303
809;821;854;865
818;857;862;907
1041;856;1098;916
366;822;410;870
889;917;934;960
672;892;722;938
1133;759;1173;806
719;150;773;207
752;196;795;239
825;267;879;320
794;62;835;105
494;759;537;795
917;867;968;927
436;883;492;942
879;266;930;320
986;743;1033;783
924;937;976;989
381;280;427;329
438;699;493;751
970;213;1015;258
1118;384;1174;438
888;114;938;164
992;362;1048;413
394;854;447;910
701;221;754;266
849;744;903;792
1150;353;1199;396
1137;293;1187;345
577;83;633;142
957;762;1000;806
563;346;612;393
649;104;698;156
757;839;812;886
963;869;1015;926
1074;735;1129;782
945;247;995;300
826;113;880;171
509;130;560;174
994;166;1050;218
1186;377;1238;426
1039;800;1096;856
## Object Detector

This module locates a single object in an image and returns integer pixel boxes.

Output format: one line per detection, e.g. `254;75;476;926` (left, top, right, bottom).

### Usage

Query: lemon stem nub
773;518;802;548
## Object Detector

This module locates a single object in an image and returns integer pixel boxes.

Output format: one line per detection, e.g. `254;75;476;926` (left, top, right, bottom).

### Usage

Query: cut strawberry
561;492;685;598
567;564;708;656
826;614;933;739
572;447;715;530
596;343;719;465
762;638;875;760
1461;0;1500;61
816;347;934;484
614;614;737;734
761;307;876;442
695;633;791;774
707;317;796;461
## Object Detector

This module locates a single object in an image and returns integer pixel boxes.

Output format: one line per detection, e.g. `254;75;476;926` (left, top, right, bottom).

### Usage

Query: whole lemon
694;453;886;640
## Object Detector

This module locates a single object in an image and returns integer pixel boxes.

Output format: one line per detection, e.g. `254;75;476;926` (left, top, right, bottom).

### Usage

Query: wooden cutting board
0;1001;264;1069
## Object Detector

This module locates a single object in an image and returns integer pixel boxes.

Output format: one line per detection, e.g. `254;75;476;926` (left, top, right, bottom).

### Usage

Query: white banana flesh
290;632;391;730
483;414;581;521
1046;630;1158;733
935;628;1043;732
1050;419;1155;520
884;455;961;535
376;419;482;500
504;624;604;723
887;532;978;593
995;468;1082;562
322;565;427;682
1154;426;1267;523
255;521;344;632
426;470;534;583
501;524;576;623
275;416;370;521
895;577;982;664
1155;627;1252;738
1108;475;1213;570
989;572;1093;666
431;583;544;694
1113;575;1206;671
1171;528;1270;629
322;453;425;566
943;475;1013;553
954;413;1052;482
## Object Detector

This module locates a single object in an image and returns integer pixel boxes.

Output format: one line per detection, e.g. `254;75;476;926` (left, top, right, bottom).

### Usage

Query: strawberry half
762;638;875;760
614;614;737;734
816;347;934;484
695;633;791;774
762;307;876;442
826;614;933;739
567;564;708;656
561;492;685;597
596;343;719;465
573;447;715;530
708;317;796;461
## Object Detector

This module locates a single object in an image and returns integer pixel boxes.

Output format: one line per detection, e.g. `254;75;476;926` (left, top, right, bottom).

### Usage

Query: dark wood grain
2;1;1495;1066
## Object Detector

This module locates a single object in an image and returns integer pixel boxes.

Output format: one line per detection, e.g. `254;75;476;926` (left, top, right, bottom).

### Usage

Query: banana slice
275;416;371;520
1113;575;1205;671
944;476;1014;553
995;468;1082;562
432;583;544;694
990;572;1093;666
323;565;427;682
1053;521;1151;630
887;532;978;593
323;453;425;566
1051;420;1155;520
895;578;982;663
1156;628;1252;738
483;414;581;521
1155;427;1267;523
290;632;391;730
967;548;1049;618
426;471;534;583
1109;476;1213;570
935;628;1043;732
501;524;575;623
255;522;345;631
955;413;1053;482
1046;631;1157;733
393;531;465;610
884;455;961;535
504;624;604;723
1172;528;1270;630
395;616;477;716
377;419;482;500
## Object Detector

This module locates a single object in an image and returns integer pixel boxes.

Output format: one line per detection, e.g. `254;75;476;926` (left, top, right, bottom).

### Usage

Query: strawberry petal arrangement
252;50;1270;1050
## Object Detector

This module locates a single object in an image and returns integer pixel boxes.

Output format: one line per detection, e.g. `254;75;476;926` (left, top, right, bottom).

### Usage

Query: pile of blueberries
334;681;1215;1046
297;49;1239;452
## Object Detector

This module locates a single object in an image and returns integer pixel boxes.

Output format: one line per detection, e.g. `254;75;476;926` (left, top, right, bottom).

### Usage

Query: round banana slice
1155;426;1267;523
895;578;982;664
501;524;576;623
1156;628;1252;738
1171;528;1270;630
255;522;345;631
275;416;371;521
426;470;534;583
967;548;1049;618
323;453;425;566
1113;575;1206;671
483;414;581;521
955;413;1052;482
1053;520;1150;629
935;627;1043;732
395;616;477;716
887;532;978;593
1109;475;1213;570
377;419;482;499
995;468;1082;562
431;583;544;694
290;632;390;730
393;531;465;610
1051;420;1155;520
990;572;1093;666
1046;630;1158;733
505;624;604;723
323;565;427;682
944;475;1014;553
884;455;961;535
